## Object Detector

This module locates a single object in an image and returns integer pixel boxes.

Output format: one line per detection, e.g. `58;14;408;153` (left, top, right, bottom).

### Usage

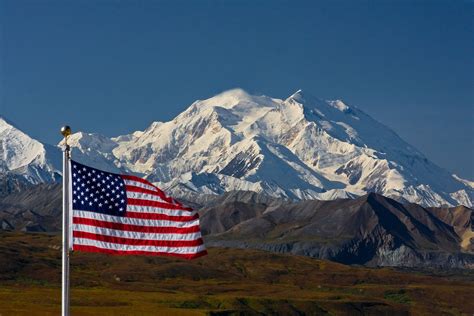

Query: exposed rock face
0;184;61;232
199;192;474;268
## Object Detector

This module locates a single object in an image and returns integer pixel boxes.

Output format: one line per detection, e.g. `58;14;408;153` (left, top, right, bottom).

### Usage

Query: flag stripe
126;204;197;217
126;190;178;204
73;231;204;247
73;217;201;234
73;210;199;227
74;237;206;253
126;211;199;221
73;245;207;259
123;179;159;193
122;175;177;205
127;198;193;211
73;224;202;241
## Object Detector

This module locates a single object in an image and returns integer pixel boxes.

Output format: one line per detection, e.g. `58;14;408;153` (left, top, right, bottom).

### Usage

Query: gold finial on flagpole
61;125;72;146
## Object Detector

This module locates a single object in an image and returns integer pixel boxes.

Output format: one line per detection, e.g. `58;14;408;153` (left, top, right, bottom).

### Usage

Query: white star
120;199;125;203
94;198;98;202
89;202;93;206
98;203;103;207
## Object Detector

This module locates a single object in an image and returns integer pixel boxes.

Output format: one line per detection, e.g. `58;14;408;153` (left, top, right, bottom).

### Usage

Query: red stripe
121;175;180;206
73;244;207;260
125;185;191;210
126;211;199;221
127;198;193;211
73;217;201;234
73;231;203;247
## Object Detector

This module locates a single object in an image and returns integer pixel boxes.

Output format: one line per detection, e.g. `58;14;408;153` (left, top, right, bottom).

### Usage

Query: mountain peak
216;88;252;99
285;89;321;105
0;116;18;132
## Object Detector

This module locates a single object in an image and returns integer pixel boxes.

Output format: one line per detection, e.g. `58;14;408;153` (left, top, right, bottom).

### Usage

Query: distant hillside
0;185;472;268
200;192;474;268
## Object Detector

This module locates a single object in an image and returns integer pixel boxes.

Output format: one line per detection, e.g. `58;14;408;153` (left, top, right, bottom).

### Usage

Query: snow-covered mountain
0;117;61;183
58;89;473;207
1;89;473;207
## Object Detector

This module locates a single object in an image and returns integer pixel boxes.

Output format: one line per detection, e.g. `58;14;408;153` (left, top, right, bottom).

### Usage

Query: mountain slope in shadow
200;192;473;268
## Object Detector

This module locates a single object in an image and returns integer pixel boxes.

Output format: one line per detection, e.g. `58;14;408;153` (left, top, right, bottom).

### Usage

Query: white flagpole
61;126;72;316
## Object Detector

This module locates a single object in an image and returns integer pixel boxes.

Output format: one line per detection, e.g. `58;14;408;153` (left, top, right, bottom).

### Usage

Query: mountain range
0;184;472;268
1;89;472;207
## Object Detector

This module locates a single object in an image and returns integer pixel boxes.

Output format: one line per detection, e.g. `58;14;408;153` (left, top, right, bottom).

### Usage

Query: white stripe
74;237;206;254
127;191;172;203
73;224;202;241
124;179;159;193
73;210;200;228
126;204;197;217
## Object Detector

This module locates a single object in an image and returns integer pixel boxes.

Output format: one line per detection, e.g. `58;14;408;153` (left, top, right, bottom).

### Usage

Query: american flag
70;160;207;259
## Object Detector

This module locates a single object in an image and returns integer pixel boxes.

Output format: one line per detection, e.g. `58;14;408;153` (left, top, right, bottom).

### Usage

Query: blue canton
71;160;128;216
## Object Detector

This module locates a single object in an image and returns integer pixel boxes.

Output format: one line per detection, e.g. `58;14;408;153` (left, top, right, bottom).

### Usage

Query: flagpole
61;125;72;316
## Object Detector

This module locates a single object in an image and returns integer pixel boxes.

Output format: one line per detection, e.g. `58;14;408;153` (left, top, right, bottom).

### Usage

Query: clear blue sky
1;0;473;179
